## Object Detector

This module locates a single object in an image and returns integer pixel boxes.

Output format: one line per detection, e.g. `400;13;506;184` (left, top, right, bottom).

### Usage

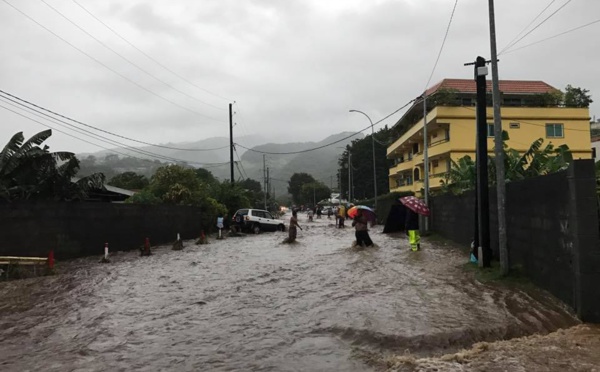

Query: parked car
320;206;333;215
232;209;286;234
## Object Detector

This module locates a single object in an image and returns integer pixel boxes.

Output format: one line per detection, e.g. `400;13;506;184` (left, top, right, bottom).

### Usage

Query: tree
149;165;201;200
338;126;393;201
108;172;149;190
287;173;315;204
442;132;573;194
128;164;227;223
0;129;104;201
195;168;218;185
238;178;265;208
564;85;593;108
440;156;476;194
300;182;330;205
210;181;252;216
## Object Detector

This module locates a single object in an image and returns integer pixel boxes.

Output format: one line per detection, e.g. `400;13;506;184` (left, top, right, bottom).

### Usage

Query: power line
40;0;224;112
71;0;232;102
501;18;600;55
424;0;459;89
233;146;248;179
237;99;416;155
0;94;232;165
499;0;574;55
0;101;189;164
0;89;229;152
1;0;223;122
498;0;557;55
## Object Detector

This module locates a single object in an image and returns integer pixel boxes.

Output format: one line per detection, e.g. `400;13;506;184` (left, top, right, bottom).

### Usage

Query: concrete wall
0;202;207;259
430;160;600;322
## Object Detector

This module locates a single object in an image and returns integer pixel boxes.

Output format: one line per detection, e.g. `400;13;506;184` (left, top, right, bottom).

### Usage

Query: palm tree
0;129;104;201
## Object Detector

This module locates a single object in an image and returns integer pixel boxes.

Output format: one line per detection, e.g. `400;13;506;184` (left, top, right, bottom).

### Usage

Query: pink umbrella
399;196;430;216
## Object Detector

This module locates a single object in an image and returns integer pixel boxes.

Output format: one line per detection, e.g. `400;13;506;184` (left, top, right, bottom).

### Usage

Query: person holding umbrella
352;208;373;247
399;196;430;252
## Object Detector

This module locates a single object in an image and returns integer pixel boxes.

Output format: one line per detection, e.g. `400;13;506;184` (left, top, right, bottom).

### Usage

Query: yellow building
387;79;592;195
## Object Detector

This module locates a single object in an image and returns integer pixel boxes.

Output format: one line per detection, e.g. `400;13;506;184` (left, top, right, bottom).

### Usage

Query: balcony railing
428;138;450;148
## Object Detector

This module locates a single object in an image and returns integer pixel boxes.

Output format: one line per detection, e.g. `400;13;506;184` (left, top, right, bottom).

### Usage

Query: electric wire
501;18;600;55
1;0;223;122
0;101;229;167
0;89;229;152
0;94;232;165
234;146;248;179
498;0;557;55
424;0;459;90
499;0;574;55
40;0;224;112
71;0;232;102
236;99;416;155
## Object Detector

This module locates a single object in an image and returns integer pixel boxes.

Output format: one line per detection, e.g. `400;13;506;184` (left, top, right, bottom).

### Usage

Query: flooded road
0;213;581;371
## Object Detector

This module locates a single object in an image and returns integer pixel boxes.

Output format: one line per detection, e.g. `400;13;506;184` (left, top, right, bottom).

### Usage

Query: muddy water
0;213;579;371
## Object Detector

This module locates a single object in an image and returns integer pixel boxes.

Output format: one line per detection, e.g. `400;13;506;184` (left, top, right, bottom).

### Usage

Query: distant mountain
79;132;363;196
82;134;266;165
231;132;364;196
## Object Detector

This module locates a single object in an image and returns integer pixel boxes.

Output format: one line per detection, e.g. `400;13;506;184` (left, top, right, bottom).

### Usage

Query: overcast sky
1;0;598;156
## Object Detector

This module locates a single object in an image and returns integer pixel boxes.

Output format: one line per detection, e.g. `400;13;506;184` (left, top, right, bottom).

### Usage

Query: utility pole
229;103;234;184
263;154;267;209
423;92;430;232
348;151;352;202
474;56;491;268
488;0;508;275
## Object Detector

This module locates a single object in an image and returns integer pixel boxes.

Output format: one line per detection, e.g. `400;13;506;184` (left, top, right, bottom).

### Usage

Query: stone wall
0;202;207;259
430;160;600;322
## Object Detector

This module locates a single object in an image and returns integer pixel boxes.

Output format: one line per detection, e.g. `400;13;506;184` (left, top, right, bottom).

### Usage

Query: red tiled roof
425;78;558;96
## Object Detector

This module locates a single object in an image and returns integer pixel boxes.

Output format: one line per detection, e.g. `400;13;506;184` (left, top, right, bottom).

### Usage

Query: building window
445;128;450;140
432;160;439;168
414;168;420;181
509;122;520;129
546;123;564;138
504;97;522;106
487;123;494;137
412;143;419;154
461;98;472;106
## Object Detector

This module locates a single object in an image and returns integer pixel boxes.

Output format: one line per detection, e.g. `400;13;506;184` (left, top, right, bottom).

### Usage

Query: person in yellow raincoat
405;208;420;251
337;204;346;228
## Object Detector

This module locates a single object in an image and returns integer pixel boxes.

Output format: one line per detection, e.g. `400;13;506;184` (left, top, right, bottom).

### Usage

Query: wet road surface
0;213;581;371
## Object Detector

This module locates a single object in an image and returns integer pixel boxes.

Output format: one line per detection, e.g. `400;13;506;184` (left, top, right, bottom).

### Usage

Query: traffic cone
143;237;152;256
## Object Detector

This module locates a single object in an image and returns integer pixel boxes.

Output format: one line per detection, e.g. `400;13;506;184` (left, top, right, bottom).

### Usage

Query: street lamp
349;110;377;213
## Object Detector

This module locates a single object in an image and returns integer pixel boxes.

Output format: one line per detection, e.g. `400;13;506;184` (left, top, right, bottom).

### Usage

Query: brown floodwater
0;213;581;371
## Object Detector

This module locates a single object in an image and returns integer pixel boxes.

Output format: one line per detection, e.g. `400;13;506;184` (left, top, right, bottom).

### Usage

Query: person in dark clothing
352;209;374;247
405;208;420;251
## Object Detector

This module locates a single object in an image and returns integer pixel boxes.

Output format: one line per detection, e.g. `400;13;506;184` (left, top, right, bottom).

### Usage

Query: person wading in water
285;209;303;243
352;209;373;248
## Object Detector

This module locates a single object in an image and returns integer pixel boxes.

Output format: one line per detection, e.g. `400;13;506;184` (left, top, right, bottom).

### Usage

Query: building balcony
389;158;416;175
427;138;451;158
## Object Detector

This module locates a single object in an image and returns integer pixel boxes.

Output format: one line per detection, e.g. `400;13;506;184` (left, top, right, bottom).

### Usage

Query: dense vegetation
0;130;104;201
441;132;573;194
337;125;395;201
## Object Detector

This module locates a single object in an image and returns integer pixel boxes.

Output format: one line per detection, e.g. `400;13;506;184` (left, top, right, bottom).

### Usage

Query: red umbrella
399;196;430;216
